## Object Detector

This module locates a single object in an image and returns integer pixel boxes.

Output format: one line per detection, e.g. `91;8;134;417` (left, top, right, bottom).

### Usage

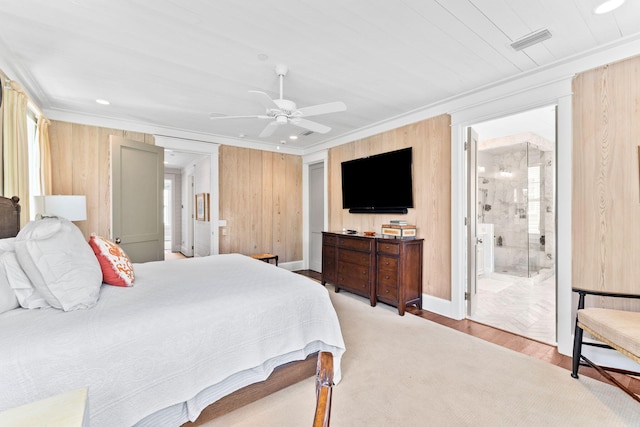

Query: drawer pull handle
385;261;389;265
385;275;390;279
385;289;390;293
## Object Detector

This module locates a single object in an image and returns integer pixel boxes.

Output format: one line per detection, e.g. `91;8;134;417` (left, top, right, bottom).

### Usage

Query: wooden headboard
0;196;20;238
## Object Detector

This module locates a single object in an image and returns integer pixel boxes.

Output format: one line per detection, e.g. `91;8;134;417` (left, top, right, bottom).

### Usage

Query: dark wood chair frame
313;352;334;427
0;196;20;238
571;288;640;403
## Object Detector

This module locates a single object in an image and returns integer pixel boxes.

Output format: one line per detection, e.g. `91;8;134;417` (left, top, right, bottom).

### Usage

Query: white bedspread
0;254;345;426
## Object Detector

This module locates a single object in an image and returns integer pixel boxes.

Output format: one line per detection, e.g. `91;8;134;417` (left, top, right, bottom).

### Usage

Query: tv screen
341;147;413;214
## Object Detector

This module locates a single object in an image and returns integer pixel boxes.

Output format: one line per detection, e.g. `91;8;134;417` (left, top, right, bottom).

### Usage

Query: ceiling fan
210;64;346;138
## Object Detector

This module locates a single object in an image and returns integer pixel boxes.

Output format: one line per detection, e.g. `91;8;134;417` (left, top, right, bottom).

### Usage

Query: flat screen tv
341;147;413;214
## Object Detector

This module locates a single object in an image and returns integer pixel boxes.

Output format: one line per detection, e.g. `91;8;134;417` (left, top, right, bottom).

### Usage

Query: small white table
0;388;89;427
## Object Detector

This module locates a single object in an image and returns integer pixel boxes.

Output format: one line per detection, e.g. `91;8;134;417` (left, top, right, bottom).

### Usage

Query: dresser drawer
338;263;370;290
339;248;371;266
323;234;337;246
377;255;398;271
338;261;370;280
377;241;400;255
338;236;372;252
377;278;398;301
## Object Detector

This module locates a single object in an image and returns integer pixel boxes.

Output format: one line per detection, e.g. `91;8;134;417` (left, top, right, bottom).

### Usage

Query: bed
0;196;345;426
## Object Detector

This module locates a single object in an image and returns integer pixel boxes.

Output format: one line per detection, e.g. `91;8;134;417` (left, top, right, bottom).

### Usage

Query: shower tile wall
477;143;554;276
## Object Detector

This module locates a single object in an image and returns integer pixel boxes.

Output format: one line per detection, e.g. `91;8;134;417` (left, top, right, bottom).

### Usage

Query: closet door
111;135;164;262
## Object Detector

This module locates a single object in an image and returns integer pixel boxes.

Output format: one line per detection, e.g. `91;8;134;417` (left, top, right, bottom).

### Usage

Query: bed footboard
184;352;318;426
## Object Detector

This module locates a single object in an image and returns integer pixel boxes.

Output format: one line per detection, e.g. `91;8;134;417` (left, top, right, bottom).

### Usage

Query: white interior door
111;136;164;263
466;127;479;316
181;173;195;257
309;162;324;272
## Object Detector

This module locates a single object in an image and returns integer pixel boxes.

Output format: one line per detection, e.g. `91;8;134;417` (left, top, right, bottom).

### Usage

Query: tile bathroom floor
469;270;556;345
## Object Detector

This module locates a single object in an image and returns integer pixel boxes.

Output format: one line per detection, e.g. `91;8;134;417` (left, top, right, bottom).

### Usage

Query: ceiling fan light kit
210;64;346;138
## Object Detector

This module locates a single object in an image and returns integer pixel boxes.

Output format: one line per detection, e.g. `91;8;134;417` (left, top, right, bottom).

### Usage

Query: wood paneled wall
48;120;154;239
218;145;302;262
328;114;451;300
572;55;640;309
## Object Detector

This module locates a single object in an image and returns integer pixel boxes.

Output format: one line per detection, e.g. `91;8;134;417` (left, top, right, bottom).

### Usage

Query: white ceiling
164;150;203;170
1;0;639;157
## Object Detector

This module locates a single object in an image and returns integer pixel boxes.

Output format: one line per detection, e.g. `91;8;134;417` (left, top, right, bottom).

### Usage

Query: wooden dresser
322;232;377;306
322;232;423;315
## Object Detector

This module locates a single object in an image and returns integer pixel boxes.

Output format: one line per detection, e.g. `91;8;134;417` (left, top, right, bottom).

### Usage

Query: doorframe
466;127;479;317
446;77;574;356
302;150;329;271
154;136;220;255
465;111;558;345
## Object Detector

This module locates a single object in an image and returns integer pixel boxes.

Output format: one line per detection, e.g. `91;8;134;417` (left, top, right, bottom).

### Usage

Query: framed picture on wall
195;193;210;221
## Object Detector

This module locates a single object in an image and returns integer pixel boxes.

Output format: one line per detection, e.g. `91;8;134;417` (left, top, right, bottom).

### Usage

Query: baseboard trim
421;294;463;320
280;260;304;271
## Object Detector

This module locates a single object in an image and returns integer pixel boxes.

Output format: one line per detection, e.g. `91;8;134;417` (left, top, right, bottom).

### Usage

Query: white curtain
38;117;52;196
2;83;29;226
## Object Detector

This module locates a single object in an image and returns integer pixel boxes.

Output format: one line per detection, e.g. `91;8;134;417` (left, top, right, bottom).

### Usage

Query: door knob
115;237;121;244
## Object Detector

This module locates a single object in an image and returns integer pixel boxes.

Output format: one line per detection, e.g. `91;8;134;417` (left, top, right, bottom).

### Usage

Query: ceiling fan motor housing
274;98;296;114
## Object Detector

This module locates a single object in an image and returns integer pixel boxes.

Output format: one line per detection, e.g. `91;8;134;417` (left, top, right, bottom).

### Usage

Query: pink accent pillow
89;234;134;287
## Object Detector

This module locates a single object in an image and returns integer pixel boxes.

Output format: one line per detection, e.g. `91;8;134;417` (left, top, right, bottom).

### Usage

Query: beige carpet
205;286;640;426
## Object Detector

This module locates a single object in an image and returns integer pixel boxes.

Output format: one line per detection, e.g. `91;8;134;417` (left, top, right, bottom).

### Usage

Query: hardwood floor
164;250;187;261
294;269;640;396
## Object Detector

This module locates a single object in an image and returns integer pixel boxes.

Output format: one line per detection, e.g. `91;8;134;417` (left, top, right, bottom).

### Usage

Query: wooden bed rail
313;352;334;427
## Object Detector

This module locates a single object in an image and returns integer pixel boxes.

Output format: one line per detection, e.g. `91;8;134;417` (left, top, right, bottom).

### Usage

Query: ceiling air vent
300;130;314;136
510;28;552;51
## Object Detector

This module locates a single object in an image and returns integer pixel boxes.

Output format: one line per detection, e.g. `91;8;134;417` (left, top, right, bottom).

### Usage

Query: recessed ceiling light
96;99;110;105
289;135;298;140
594;0;625;14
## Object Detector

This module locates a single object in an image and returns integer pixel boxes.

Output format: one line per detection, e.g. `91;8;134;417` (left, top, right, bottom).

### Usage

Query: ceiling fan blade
259;120;279;137
249;90;279;110
291;118;331;134
209;115;270;120
296;101;346;117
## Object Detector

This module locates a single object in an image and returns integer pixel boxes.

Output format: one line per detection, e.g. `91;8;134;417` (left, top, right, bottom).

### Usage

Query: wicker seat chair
571;287;640;402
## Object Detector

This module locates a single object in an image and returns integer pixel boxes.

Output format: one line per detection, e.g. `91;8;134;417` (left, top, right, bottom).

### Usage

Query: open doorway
163;150;205;259
467;105;557;344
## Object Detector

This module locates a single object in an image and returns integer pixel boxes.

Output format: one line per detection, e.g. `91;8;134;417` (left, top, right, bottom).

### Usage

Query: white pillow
0;252;20;313
1;251;49;309
0;237;16;252
15;217;102;311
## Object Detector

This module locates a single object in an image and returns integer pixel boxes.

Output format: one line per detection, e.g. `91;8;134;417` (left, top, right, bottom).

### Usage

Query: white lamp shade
33;195;87;221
